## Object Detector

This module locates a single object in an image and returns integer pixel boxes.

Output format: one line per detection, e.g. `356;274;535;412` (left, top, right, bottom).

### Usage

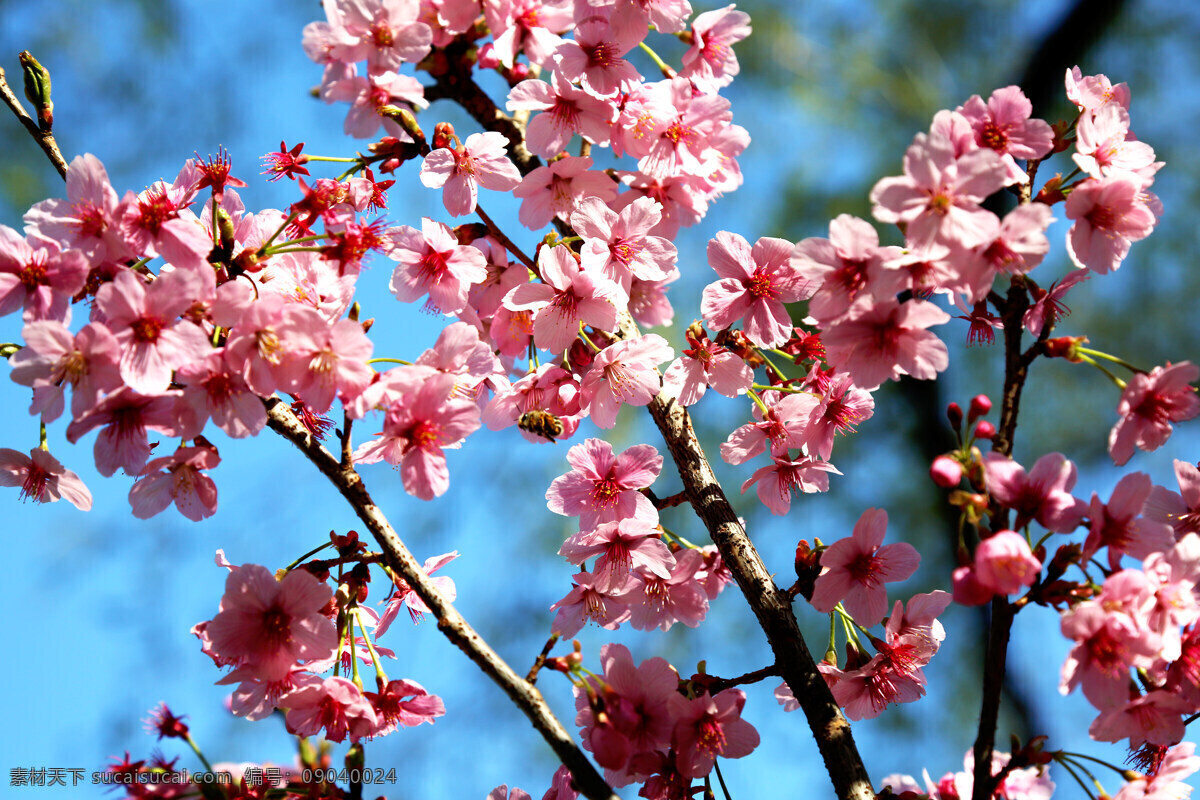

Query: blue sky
1;1;1198;798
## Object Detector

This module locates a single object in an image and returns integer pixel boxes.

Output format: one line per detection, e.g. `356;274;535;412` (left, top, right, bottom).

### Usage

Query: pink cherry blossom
0;446;92;510
116;179;214;272
810;508;920;626
95;268;213;395
376;551;458;635
680;5;751;92
559;519;675;593
1089;690;1191;748
1112;742;1200;800
65;387;197;477
572;196;678;296
175;351;268;439
958;86;1054;184
552;19;642;99
0;225;88;323
364;678;445;735
206;564;338;681
1065;176;1157;274
387;217;488;314
546;438;661;530
550;570;632;637
578;335;673;429
668;688;759;779
1109;362;1200;466
506;73;616;158
24;153;131;263
1060;580;1162;709
129;442;220;522
661;326;752;406
1073;104;1157;181
1145;460;1200;538
791;214;907;327
353;372;481;500
720;390;820;465
503;244;618;354
700;231;810;348
1083;472;1175;569
319;0;433;69
1065;66;1131;115
512;156;618;230
819;297;950;391
972;530;1041;597
9;320;122;422
487;786;532;800
274;311;374;414
1022;268;1090;336
740;455;840;515
284;675;378;743
420;131;521;216
870;127;1007;249
983;451;1086;532
627;548;709;631
825;652;926;721
483;0;573;69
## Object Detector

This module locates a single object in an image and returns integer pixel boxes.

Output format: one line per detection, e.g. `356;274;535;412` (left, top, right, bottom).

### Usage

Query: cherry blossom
700;231;811;349
387;217;488;315
578;335;673;429
810;508;920;626
668;688;759;779
419;131;521;216
546;438;661;530
1109;362;1200;466
0;446;92;510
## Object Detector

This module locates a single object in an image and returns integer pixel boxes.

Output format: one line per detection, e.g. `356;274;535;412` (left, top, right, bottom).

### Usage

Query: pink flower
983;451;1086;532
1065;66;1131;115
791;214;906;327
668;688;759;779
819;297;950;391
552;19;642;99
958;86;1054;183
1060;581;1162;709
0;446;92;510
870;127;1007;249
559;519;675;593
720;390;820;465
0;225;88;322
578;335;673;429
1113;742;1200;800
387;217;488;314
129;441;221;522
572;196;678;297
661;326;752;406
1065;176;1157;274
810;508;920;626
740;455;840;515
1089;690;1191;748
284;675;378;743
274;311;375;414
825;653;925;721
680;5;752;92
700;231;810;348
484;0;573;69
1022;268;1090;336
627;548;709;631
24;153;131;263
375;551;458;635
503;244;618;354
364;678;445;735
65;387;197;477
1083;472;1175;569
320;0;433;70
175;351;268;439
487;786;532;800
972;531;1041;596
116;179;214;272
550;571;632;637
546;438;661;529
1145;460;1200;538
353;372;481;500
1109;362;1200;466
419;131;522;216
95;268;213;395
506;73;616;158
206;564;337;681
9;320;122;422
1073;104;1158;181
512;155;618;230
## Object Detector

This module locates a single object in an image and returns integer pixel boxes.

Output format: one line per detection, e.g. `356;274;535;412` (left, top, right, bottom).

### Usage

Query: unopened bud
930;456;963;488
946;402;963;431
967;394;992;423
432;122;456;151
973;420;996;440
1043;335;1088;362
477;42;501;70
379;106;425;143
19;51;53;131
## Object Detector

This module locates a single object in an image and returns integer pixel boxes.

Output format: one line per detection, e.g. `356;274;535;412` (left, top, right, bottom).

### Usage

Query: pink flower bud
974;530;1041;596
946;402;963;430
476;42;501;70
968;394;992;423
974;420;996;439
930;456;964;488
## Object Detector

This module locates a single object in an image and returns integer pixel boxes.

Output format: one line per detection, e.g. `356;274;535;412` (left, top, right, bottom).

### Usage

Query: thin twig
477;202;538;273
0;65;67;178
526;633;561;685
263;398;618;800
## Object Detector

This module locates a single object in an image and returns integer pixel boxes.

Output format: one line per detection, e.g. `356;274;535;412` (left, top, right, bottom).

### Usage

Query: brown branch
699;664;780;694
526;633;561;685
0;65;67;179
615;312;872;800
263;398;618;800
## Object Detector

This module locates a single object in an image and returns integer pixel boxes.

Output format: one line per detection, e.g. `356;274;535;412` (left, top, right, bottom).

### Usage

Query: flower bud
930;456;963;488
1043;335;1087;362
432;122;456;151
19;51;53;131
973;420;996;440
946;402;963;430
967;394;992;423
477;42;501;70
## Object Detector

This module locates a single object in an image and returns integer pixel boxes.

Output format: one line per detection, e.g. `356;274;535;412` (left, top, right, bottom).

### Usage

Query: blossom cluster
191;545;449;743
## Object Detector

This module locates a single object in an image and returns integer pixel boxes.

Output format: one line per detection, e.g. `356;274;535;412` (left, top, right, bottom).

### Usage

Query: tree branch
0;65;67;179
263;398;618;800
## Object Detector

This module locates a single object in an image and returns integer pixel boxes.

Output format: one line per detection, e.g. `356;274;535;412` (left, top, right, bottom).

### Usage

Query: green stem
366;358;413;366
638;41;675;77
184;735;215;774
283;540;334;572
260;210;298;253
1076;347;1143;374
